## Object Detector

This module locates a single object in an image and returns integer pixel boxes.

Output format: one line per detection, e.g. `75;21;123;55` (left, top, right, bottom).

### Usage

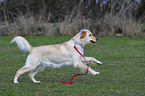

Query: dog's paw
93;71;100;75
14;80;19;84
97;61;102;65
34;81;41;83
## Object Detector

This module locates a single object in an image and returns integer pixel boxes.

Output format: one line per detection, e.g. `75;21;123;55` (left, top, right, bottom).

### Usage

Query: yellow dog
11;29;102;83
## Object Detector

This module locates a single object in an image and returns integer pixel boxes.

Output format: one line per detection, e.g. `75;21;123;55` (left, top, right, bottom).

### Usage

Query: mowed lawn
0;36;145;96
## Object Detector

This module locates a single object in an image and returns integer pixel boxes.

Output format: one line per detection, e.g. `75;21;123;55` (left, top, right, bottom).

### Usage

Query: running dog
11;29;102;83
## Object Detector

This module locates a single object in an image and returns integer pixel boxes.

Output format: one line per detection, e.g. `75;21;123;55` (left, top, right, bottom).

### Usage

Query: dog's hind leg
14;66;35;83
14;54;41;84
28;64;45;83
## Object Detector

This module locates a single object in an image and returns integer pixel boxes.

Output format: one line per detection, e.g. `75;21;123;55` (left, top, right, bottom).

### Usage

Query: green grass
0;36;145;96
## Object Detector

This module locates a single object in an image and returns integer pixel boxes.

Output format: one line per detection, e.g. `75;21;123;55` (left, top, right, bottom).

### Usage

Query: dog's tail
10;36;33;52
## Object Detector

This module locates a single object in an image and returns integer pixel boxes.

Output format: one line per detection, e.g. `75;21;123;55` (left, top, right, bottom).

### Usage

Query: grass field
0;36;145;96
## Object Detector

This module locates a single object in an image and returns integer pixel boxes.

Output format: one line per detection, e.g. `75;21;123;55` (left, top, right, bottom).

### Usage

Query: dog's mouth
90;40;96;44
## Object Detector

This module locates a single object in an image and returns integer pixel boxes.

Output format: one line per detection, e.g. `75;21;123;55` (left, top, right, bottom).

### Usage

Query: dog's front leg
74;61;100;75
81;57;102;65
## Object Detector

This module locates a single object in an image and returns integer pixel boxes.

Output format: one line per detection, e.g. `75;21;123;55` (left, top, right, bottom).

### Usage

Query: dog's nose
96;38;98;41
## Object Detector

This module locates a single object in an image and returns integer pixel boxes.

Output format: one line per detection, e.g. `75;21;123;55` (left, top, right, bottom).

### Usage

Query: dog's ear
80;31;86;38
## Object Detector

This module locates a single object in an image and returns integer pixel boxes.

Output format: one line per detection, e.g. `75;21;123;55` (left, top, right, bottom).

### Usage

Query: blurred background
0;0;145;37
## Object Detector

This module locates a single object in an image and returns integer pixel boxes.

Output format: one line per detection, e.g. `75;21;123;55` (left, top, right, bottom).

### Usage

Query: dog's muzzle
90;38;98;44
90;40;96;44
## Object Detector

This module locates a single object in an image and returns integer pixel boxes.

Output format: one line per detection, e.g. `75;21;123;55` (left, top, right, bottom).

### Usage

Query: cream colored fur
11;29;102;83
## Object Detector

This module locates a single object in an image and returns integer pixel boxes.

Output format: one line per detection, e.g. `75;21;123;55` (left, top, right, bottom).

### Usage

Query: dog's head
79;29;98;45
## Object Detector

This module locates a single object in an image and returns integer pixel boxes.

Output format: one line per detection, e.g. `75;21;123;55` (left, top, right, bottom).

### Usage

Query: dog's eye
89;34;92;36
